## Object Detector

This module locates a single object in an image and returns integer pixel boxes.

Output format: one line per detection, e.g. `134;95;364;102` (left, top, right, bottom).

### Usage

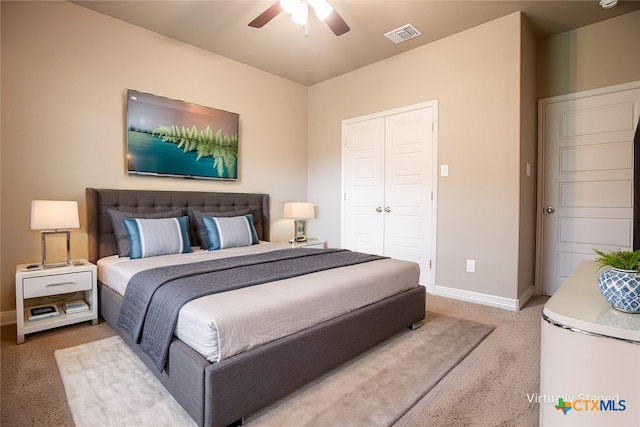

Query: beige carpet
54;312;492;427
396;295;546;426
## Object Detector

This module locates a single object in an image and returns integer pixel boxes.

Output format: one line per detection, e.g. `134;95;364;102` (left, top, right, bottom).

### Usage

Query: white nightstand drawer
22;271;93;298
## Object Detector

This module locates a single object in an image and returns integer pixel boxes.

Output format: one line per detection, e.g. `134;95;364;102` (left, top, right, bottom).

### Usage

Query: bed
86;188;426;427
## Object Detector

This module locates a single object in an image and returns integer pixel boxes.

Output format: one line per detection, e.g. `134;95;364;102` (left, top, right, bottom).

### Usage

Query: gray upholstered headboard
86;188;270;264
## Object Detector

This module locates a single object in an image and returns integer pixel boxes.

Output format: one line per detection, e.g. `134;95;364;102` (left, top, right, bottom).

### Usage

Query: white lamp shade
283;202;315;219
31;200;80;230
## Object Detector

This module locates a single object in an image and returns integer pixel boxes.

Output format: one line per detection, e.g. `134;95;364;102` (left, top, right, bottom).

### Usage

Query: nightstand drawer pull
46;281;76;287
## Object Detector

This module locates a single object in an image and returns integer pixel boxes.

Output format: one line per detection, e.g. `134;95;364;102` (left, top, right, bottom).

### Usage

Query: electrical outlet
466;259;475;273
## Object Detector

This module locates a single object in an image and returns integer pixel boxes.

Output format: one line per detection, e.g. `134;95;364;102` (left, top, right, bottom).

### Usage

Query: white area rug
54;336;196;426
55;313;493;426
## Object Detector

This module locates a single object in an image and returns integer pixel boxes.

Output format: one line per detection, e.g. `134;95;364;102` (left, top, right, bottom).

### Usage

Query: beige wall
537;10;640;99
309;10;640;304
309;13;525;301
0;1;308;313
517;15;538;299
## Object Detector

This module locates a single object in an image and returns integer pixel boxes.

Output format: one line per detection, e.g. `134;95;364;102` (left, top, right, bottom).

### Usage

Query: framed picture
126;89;239;180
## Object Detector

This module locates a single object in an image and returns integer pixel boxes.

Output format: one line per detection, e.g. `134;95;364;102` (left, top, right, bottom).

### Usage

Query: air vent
384;24;422;44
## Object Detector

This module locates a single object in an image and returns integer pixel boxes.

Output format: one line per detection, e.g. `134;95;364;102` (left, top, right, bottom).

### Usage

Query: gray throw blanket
117;248;385;371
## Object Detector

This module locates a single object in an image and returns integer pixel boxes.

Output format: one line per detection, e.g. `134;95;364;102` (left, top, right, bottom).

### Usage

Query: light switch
440;165;448;177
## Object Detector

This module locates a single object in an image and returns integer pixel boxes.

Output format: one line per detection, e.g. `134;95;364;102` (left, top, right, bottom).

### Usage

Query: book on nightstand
28;304;60;321
63;299;89;314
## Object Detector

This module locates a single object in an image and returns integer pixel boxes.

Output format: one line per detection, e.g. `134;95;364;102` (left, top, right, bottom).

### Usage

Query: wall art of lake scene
126;90;239;180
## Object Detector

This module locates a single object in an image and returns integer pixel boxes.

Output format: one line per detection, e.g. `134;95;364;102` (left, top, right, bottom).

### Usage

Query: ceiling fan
249;0;350;36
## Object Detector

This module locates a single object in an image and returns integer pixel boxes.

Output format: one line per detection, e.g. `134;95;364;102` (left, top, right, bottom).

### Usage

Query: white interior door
540;87;640;295
384;107;434;285
342;117;385;256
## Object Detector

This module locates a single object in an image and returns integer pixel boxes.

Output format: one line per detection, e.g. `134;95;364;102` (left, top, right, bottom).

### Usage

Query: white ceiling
72;0;640;86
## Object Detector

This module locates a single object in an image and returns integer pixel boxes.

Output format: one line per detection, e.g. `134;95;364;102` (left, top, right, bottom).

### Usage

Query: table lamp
31;200;80;268
283;202;315;242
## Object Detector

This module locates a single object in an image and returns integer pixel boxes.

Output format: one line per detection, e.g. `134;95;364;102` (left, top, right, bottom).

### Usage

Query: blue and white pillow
123;216;192;259
107;207;185;257
202;214;259;250
187;208;251;250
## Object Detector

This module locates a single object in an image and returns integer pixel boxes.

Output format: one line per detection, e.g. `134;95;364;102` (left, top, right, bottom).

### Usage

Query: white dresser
540;261;640;426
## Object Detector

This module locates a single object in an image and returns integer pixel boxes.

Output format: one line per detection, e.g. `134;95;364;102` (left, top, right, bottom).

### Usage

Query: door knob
546;206;555;214
376;207;382;213
384;207;391;213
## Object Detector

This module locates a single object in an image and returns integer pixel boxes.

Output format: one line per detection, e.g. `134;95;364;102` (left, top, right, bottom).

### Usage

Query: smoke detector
384;24;422;44
599;0;618;8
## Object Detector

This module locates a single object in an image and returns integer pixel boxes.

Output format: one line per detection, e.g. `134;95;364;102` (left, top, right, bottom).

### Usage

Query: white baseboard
517;285;535;310
430;284;536;311
1;310;17;326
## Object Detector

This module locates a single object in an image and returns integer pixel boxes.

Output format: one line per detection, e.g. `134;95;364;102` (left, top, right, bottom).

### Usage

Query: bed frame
86;188;426;427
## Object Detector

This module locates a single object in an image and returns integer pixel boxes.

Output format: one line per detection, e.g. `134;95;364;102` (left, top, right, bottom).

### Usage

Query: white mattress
98;243;420;363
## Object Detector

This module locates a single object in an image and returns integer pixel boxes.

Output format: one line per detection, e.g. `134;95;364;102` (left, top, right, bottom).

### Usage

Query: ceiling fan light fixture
309;0;333;21
291;1;308;25
251;0;348;36
280;0;298;14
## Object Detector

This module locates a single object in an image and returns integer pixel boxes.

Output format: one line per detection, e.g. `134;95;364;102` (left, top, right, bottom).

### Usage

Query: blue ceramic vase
597;268;640;314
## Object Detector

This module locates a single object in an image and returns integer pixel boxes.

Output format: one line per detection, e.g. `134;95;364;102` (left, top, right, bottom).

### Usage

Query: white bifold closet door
342;105;435;285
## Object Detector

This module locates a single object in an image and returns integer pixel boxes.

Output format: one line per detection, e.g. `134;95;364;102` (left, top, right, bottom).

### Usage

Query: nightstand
289;238;327;249
16;261;98;344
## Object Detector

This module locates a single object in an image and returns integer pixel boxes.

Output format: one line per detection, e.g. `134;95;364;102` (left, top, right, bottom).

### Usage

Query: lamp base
43;261;72;268
289;237;308;244
41;230;72;268
293;219;307;243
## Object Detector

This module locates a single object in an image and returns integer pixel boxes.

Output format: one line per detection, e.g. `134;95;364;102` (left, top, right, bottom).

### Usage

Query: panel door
342;117;385;256
384;107;434;285
541;88;640;295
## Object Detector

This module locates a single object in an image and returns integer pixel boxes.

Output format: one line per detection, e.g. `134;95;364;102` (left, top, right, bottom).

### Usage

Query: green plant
593;249;640;272
153;124;238;178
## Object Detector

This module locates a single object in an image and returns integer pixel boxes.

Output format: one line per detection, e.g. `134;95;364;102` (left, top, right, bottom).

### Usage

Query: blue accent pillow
202;214;259;250
123;216;192;259
187;208;251;249
107;208;185;257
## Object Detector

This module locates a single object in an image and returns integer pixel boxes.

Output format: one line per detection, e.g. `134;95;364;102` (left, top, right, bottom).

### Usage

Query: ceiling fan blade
325;9;350;36
248;1;283;28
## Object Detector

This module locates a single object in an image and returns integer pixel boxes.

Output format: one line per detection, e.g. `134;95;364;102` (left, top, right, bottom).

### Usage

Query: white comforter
98;243;420;363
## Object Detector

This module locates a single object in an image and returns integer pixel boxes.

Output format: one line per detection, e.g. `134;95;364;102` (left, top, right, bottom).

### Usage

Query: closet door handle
376;207;383;213
384;207;391;213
